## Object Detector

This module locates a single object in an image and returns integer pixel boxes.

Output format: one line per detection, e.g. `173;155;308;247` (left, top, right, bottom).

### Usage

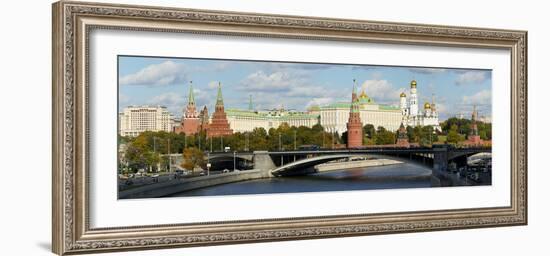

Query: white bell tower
409;80;418;117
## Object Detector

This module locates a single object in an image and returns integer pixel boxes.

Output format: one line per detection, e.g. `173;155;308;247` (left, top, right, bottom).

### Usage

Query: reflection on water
167;163;432;197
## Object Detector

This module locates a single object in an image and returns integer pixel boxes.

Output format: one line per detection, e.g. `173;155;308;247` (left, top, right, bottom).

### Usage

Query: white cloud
286;85;331;98
408;68;447;74
455;71;489;86
207;81;220;89
240;70;347;99
306;97;334;108
120;61;188;86
361;79;405;104
239;70;304;92
462;89;491;105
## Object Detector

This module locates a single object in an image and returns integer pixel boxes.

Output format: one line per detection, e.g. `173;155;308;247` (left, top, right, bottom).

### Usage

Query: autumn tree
182;147;206;172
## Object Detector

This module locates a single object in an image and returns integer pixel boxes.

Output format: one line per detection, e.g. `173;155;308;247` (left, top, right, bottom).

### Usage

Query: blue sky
118;56;492;120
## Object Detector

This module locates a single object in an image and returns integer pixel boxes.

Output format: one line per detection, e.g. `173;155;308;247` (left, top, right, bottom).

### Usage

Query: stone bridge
207;146;491;176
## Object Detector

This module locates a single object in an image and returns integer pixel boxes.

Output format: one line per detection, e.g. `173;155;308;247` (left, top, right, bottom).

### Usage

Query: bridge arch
271;153;433;177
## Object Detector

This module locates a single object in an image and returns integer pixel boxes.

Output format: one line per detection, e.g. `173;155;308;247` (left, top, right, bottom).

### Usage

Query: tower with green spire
184;81;198;118
175;81;200;135
215;82;224;111
347;79;363;148
207;82;233;138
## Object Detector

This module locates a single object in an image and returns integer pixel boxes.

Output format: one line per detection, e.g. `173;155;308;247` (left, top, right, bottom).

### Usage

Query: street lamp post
221;136;224;152
207;152;210;176
233;151;236;171
293;130;297;162
153;136;158;173
245;133;249;152
331;132;335;149
279;133;283;165
294;130;297;150
167;138;171;174
278;133;282;151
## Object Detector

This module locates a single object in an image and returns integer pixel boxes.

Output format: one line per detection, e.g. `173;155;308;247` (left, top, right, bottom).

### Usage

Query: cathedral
399;80;441;131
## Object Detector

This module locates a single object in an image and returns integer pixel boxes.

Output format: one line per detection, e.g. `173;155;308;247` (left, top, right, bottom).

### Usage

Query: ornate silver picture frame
52;1;527;255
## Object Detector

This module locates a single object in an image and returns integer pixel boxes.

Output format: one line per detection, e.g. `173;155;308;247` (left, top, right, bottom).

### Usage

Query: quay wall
119;169;271;199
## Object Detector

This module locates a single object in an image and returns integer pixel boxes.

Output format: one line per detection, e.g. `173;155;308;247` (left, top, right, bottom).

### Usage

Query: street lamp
167;138;171;174
293;130;297;150
207;152;211;176
279;133;283;165
245;133;249;152
293;130;297;162
278;133;282;151
233;151;236;171
322;131;325;149
198;134;201;151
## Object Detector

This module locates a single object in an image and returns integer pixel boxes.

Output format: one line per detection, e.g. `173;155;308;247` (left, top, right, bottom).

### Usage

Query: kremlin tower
346;79;363;148
467;105;482;145
396;122;410;148
199;105;209;132
206;82;233;138
175;81;200;135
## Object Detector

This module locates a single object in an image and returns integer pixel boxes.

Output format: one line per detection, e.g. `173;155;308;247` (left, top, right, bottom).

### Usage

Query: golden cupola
410;80;417;88
424;102;431;109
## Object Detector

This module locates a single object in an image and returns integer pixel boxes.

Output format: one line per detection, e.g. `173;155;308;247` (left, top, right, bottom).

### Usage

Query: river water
167;163;433;197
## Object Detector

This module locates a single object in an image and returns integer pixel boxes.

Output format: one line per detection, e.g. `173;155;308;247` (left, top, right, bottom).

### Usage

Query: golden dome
400;92;406;97
424;102;431;109
410;80;417;88
359;90;368;99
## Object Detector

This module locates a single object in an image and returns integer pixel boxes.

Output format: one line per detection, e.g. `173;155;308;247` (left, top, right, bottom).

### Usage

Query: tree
373;126;396;145
447;124;460;144
182;147;205;172
250;127;268;150
363;124;375;139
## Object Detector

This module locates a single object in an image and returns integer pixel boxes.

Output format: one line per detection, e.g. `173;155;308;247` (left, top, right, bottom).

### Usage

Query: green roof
379;105;400;111
319;101;400;112
320;102;351;109
225;109;319;120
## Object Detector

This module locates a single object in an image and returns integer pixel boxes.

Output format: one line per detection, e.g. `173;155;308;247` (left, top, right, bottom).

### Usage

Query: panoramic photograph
117;56;492;199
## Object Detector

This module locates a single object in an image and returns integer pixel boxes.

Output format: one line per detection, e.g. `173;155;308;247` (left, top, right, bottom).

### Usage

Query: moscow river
166;163;432;197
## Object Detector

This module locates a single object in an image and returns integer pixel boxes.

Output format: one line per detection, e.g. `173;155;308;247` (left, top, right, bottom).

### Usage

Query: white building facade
400;80;441;131
319;90;403;135
225;108;320;133
119;105;173;137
